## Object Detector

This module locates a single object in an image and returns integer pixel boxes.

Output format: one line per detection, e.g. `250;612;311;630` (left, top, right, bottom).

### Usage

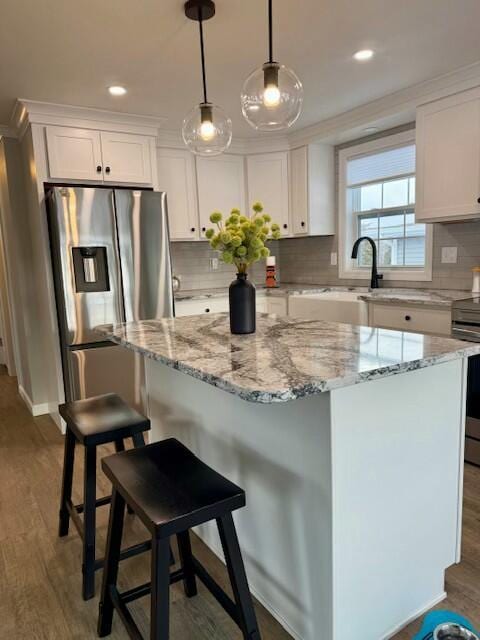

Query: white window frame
338;130;433;282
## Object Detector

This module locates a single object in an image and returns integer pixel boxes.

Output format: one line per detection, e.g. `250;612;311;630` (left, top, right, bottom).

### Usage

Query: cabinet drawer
370;303;451;336
175;297;228;317
267;296;288;315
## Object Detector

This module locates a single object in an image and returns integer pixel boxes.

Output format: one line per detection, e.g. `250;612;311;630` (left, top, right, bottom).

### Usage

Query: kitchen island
98;314;480;640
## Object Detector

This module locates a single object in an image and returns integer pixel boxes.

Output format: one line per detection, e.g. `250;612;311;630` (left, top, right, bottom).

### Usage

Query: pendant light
182;0;232;156
241;0;303;131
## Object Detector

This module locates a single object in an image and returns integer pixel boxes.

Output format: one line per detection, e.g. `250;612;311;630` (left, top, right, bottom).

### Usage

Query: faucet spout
351;236;383;289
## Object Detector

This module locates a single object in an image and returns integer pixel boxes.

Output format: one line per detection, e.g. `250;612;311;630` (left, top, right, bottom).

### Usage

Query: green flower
254;217;264;228
220;231;232;244
210;211;222;224
271;223;280;232
231;208;241;215
252;249;261;260
252;201;264;213
205;228;214;239
260;246;270;258
263;213;271;222
251;237;263;249
231;236;242;247
259;233;267;242
272;230;281;240
222;250;234;264
262;226;269;235
239;215;248;224
236;245;247;257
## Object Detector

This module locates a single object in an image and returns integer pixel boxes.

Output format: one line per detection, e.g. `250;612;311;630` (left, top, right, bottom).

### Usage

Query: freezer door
114;190;174;321
67;344;145;412
47;187;124;345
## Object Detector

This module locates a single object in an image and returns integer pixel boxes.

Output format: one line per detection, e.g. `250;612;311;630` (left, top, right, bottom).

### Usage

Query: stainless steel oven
452;297;480;466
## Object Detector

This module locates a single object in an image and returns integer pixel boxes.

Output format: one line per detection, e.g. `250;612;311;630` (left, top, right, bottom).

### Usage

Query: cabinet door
290;147;309;234
157;149;198;240
247;152;289;233
196;155;246;239
46;126;103;181
100;131;152;184
416;90;480;221
175;297;229;317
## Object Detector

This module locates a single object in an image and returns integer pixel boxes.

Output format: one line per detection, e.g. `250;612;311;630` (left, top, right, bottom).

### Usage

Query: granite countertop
97;314;480;403
175;284;470;308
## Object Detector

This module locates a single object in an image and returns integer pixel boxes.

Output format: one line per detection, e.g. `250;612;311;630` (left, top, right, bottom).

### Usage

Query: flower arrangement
205;201;281;274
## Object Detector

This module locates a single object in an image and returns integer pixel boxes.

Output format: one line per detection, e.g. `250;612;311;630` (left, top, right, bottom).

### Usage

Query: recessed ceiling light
353;49;374;62
363;126;379;134
108;85;127;96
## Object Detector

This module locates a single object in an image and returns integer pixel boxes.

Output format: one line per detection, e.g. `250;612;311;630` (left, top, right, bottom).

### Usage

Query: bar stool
98;438;262;640
58;393;151;600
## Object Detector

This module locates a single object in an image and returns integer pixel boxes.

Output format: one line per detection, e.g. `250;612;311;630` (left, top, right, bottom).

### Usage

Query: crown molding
10;99;167;139
155;127;290;154
287;59;480;147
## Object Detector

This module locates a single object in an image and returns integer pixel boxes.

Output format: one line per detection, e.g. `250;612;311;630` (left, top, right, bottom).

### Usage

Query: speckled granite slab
175;284;470;308
97;314;480;403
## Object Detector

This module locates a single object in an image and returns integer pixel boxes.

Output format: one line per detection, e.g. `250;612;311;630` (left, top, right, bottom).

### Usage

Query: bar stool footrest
94;539;152;572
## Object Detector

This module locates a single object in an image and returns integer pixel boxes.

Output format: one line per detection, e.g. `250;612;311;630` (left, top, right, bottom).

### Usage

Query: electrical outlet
209;257;219;271
330;252;338;266
441;246;458;264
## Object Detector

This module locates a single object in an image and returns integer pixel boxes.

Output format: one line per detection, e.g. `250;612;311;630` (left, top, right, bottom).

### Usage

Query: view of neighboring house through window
346;142;426;270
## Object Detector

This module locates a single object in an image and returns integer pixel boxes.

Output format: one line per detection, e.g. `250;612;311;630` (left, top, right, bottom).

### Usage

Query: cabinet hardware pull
202;227;206;232
405;315;411;321
191;227;196;232
96;165;102;173
301;221;305;227
105;166;111;174
477;197;480;204
283;223;288;229
205;308;210;313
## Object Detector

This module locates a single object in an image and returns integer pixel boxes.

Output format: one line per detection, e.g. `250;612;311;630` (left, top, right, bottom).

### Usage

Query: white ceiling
2;0;480;138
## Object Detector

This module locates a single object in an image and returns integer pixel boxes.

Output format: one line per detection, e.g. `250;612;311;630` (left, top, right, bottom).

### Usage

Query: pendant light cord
268;0;273;63
198;6;208;103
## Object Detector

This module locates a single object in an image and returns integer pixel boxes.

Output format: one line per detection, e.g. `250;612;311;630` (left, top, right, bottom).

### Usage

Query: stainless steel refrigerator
46;186;174;410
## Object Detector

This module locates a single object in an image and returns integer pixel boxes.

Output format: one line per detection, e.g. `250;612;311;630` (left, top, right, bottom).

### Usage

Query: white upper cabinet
290;145;335;236
46;126;103;181
100;131;152;184
196;155;246;239
416;87;480;222
247;152;290;233
157;148;198;241
45;126;154;185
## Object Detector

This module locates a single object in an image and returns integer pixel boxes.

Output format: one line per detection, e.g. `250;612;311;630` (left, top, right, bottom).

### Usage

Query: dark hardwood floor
0;364;479;639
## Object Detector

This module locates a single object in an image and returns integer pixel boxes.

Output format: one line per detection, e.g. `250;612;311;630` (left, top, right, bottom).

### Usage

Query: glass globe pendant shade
241;62;303;131
182;102;232;156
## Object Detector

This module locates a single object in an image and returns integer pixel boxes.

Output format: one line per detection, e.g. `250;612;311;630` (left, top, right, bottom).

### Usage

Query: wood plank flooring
0;364;479;639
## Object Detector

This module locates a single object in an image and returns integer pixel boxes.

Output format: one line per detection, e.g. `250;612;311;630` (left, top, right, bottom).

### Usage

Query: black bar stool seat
60;393;150;447
98;438;261;640
58;393;151;601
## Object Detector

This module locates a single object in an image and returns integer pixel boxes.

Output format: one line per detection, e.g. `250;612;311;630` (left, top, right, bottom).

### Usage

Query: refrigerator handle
111;190;127;324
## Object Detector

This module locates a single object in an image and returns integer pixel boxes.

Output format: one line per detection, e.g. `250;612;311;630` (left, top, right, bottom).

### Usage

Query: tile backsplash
278;220;480;292
171;240;280;291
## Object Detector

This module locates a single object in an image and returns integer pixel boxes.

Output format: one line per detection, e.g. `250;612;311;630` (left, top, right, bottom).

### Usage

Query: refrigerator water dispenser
72;246;110;292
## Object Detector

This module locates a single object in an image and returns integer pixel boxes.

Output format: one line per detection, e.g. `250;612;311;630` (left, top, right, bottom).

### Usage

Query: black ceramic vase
229;273;256;334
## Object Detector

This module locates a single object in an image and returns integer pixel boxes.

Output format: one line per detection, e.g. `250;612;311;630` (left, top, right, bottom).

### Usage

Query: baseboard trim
382;590;447;640
17;384;58;418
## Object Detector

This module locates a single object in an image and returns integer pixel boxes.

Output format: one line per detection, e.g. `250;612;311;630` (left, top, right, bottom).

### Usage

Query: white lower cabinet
369;303;452;336
175;297;229;317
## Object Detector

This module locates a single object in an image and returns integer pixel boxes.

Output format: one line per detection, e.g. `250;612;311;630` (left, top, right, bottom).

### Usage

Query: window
338;131;432;282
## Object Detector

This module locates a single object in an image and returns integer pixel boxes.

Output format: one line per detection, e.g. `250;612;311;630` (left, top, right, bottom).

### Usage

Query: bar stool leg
98;489;126;637
132;432;146;448
114;440;134;514
217;513;262;640
82;444;97;600
151;537;171;640
176;530;197;598
58;427;76;537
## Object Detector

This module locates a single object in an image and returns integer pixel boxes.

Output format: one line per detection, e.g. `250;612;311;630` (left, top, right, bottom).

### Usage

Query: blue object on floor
413;611;478;639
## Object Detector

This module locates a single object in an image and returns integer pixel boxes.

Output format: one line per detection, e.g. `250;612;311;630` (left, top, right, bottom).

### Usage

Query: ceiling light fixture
240;0;303;131
353;49;374;62
108;85;127;96
182;0;232;156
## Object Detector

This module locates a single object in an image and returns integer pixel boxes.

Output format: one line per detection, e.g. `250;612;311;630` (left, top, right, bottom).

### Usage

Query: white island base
145;356;466;640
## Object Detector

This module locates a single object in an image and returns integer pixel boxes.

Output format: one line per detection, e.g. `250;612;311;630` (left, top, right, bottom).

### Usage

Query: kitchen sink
289;291;369;325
